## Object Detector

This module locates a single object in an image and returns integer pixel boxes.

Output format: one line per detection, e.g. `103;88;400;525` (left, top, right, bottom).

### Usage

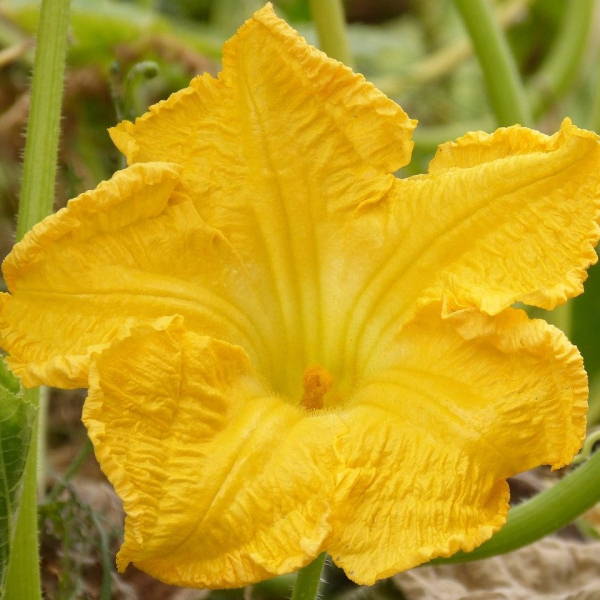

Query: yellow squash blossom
1;3;599;589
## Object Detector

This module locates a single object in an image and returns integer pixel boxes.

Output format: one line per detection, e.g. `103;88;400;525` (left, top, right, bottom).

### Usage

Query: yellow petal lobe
330;406;510;585
84;318;339;588
338;119;600;375
426;119;600;312
110;4;416;178
328;303;586;584
0;162;275;388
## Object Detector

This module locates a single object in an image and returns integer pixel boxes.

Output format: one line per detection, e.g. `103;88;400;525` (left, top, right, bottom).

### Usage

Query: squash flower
1;3;599;589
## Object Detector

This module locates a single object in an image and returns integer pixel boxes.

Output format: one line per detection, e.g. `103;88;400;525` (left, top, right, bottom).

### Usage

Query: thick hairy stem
4;0;71;598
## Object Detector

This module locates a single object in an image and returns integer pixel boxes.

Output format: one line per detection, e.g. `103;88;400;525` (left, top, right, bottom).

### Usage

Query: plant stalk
454;0;532;126
530;0;595;117
4;0;71;598
588;45;600;133
291;553;326;600
16;0;71;239
308;0;353;67
4;392;40;599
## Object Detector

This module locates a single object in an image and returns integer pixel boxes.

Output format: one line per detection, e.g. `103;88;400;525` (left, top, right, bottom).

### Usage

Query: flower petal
337;119;600;374
371;303;587;471
109;4;416;382
83;318;339;588
428;123;557;171
418;119;600;313
110;4;416;179
0;163;271;388
329;406;509;585
328;303;586;584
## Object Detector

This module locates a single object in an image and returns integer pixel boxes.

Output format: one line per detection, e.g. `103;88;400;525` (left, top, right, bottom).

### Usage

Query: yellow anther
301;365;333;410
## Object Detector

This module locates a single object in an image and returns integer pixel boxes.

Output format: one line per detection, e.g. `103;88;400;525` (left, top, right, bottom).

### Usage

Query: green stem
572;430;600;465
308;0;353;67
5;0;71;598
16;0;71;239
290;553;326;600
454;0;532;126
373;0;533;97
529;0;595;117
255;574;295;598
4;391;40;600
588;46;600;133
210;0;263;35
433;450;600;564
36;387;48;495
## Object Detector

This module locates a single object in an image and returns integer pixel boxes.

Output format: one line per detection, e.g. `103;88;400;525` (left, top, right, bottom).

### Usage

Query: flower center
300;365;333;410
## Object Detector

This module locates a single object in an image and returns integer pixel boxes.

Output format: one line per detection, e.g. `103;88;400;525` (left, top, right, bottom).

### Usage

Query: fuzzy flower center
300;365;334;410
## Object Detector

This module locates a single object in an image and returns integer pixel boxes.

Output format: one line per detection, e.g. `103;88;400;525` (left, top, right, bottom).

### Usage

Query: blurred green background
1;0;600;598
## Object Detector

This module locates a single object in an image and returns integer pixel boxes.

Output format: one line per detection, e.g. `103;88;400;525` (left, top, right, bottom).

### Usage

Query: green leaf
0;368;35;593
0;362;20;397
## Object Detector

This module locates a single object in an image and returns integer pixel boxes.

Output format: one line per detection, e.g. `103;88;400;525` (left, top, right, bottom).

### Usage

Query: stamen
301;365;333;410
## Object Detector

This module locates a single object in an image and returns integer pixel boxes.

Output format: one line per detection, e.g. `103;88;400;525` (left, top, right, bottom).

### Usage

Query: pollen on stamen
301;365;333;410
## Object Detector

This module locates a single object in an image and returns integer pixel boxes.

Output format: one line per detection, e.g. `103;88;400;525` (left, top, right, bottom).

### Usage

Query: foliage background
1;0;600;597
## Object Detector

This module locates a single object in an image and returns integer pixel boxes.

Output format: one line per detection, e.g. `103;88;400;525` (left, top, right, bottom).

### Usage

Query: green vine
530;0;595;117
308;0;353;67
4;0;71;598
454;0;531;126
291;554;326;600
